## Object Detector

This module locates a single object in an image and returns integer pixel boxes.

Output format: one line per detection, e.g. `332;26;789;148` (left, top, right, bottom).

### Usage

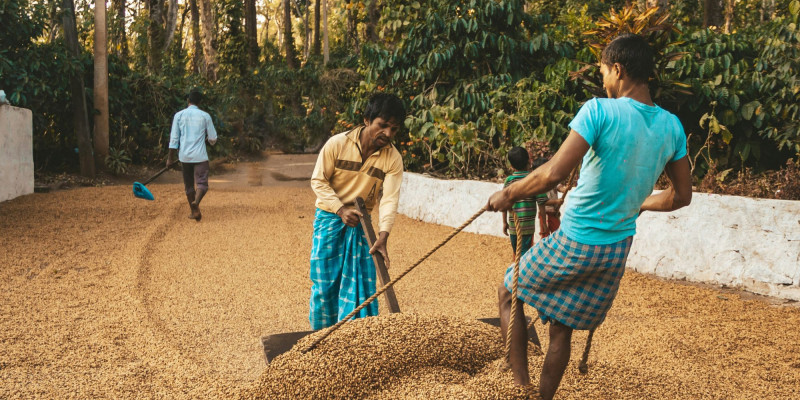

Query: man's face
364;117;400;148
600;62;621;99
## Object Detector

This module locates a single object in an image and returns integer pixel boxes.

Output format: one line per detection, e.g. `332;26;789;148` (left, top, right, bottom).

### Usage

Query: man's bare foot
189;203;201;220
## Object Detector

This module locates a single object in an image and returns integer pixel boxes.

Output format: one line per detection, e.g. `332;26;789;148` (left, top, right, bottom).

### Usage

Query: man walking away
167;90;218;221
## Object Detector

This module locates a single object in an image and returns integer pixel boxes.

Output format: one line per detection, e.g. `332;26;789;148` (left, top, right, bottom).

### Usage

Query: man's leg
497;284;530;386
309;211;344;329
181;163;199;219
337;224;379;321
191;161;210;221
539;321;573;400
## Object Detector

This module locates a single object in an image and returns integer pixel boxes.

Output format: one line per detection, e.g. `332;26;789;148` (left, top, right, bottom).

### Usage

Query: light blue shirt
168;105;218;163
560;97;687;245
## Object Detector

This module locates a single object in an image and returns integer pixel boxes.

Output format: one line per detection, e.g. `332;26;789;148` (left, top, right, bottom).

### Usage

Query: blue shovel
133;162;176;200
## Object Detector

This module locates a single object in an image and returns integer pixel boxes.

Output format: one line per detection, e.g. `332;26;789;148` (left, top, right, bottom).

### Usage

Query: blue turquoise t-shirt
560;97;687;245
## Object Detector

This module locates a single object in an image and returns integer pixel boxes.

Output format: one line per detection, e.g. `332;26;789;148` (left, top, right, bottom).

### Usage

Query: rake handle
141;162;177;185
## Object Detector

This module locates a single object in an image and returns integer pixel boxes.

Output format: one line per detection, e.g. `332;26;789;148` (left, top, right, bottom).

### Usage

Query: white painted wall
0;105;34;202
398;172;800;301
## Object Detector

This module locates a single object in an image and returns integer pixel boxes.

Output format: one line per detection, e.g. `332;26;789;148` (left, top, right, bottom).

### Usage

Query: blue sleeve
168;111;181;149
568;98;602;147
205;112;217;141
670;116;687;162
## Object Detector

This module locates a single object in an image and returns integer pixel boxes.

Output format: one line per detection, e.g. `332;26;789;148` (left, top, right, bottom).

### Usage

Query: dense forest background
1;0;798;198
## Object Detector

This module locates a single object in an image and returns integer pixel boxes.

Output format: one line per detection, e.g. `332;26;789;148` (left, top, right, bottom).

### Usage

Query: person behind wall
166;90;218;221
487;34;692;400
501;147;549;260
308;93;406;330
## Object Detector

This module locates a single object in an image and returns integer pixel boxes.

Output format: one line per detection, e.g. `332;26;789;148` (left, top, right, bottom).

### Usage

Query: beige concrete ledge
398;172;800;301
0;105;33;202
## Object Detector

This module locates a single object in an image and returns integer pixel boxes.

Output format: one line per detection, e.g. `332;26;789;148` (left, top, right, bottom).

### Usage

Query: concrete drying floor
1;154;799;399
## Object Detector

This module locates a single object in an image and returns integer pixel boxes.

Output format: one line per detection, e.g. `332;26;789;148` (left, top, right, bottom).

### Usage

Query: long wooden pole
354;197;401;313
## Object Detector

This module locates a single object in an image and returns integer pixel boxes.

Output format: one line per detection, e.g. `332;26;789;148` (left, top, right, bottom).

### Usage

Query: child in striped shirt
502;147;548;259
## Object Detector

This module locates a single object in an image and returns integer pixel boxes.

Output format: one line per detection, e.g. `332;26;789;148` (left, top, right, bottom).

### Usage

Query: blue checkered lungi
504;229;633;330
309;209;378;330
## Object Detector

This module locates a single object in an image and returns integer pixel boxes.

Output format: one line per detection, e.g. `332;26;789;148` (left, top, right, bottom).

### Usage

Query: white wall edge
398;172;800;301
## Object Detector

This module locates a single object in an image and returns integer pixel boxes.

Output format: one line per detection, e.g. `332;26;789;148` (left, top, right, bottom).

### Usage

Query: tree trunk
283;0;298;69
198;0;218;80
189;0;203;74
364;0;379;43
723;0;734;33
110;0;128;63
346;0;359;54
48;0;60;43
312;0;321;56
275;2;282;48
94;0;109;169
146;0;164;73
162;0;179;52
62;0;95;178
304;2;310;59
245;0;258;67
260;7;271;47
178;5;189;51
323;0;329;65
703;0;724;28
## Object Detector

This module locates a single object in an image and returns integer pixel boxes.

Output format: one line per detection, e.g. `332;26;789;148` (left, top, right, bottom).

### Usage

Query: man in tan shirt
308;93;406;329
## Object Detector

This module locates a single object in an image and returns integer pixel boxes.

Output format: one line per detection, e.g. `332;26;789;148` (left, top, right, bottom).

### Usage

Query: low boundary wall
0;105;33;202
398;172;800;301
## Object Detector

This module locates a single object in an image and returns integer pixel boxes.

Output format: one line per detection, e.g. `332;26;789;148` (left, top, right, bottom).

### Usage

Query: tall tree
61;0;95;177
189;0;203;74
94;0;109;169
111;0;128;63
364;0;380;42
723;0;734;33
146;0;164;72
162;0;179;52
283;0;299;69
312;0;321;56
703;0;724;28
323;0;329;64
198;0;218;79
346;0;359;54
48;0;60;43
245;0;259;67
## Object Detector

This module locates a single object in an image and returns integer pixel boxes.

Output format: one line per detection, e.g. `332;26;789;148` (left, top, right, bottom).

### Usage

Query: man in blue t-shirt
487;34;693;399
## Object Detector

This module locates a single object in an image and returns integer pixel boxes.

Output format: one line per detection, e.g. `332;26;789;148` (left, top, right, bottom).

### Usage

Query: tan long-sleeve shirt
310;127;404;233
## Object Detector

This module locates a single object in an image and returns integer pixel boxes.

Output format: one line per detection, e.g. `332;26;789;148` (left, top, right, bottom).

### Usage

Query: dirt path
1;154;799;399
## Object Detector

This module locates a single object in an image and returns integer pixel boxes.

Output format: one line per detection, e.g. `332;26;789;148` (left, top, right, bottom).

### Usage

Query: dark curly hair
363;93;406;125
508;146;530;171
601;34;655;84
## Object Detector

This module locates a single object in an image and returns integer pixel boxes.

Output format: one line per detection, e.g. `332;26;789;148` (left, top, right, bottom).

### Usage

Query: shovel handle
355;197;401;313
141;162;177;185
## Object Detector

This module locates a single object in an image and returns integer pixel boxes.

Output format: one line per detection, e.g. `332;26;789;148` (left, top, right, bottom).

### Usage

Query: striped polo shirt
504;171;548;236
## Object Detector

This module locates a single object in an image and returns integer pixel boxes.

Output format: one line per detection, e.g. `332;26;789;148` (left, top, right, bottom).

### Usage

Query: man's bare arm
640;156;693;212
488;130;589;212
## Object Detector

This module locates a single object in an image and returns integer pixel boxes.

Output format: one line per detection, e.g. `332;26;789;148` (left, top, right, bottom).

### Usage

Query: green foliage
354;0;573;177
105;147;131;175
2;0;798;190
